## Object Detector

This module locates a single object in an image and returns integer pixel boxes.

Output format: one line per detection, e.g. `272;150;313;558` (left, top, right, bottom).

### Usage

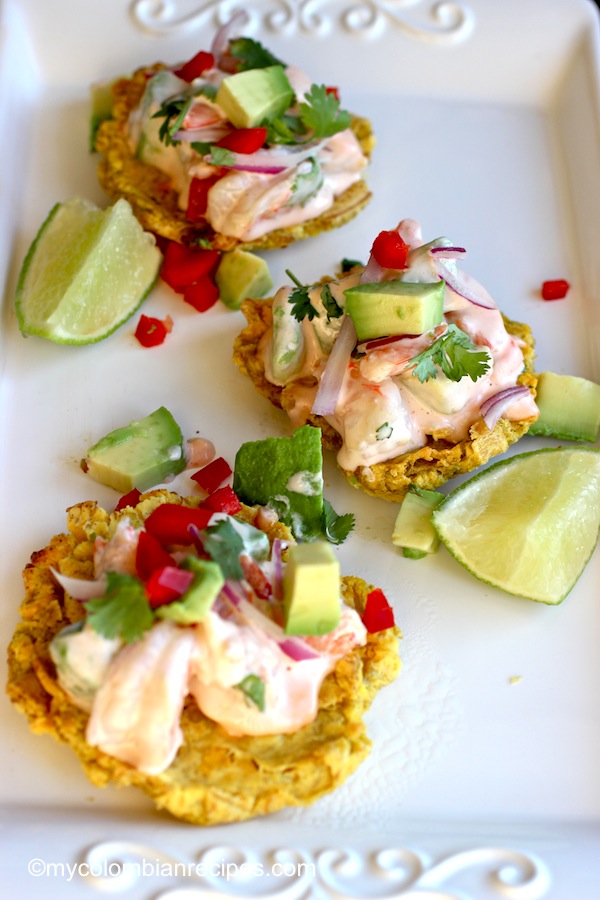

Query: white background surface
1;0;599;897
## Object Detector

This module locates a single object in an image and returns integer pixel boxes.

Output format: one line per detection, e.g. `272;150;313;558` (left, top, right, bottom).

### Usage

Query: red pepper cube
135;529;176;581
191;456;232;494
362;588;395;633
161;241;221;292
115;487;142;511
173;50;215;82
134;314;169;347
201;485;242;515
326;86;340;101
371;230;409;270
183;276;220;312
145;565;195;608
215;127;267;155
144;503;214;546
186;174;222;223
541;279;570;301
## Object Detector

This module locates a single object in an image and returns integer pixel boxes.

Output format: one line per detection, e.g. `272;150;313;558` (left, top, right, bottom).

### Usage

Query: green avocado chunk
233;425;324;541
82;406;186;493
216;65;294;128
392;486;444;556
156;557;224;625
215;249;273;310
527;371;600;442
344;280;445;340
283;542;341;635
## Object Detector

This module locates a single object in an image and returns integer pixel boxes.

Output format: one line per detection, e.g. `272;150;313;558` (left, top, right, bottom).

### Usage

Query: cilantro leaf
190;141;212;156
207;145;236;167
408;325;491;383
228;37;285;71
85;572;155;644
152;96;192;146
264;113;306;145
235;673;265;710
320;283;343;321
321;499;355;545
299;84;351;139
285;269;319;322
202;518;244;580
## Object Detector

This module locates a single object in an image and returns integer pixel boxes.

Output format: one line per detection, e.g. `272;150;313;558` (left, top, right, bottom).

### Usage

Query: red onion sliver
211;10;247;64
221;580;247;607
428;246;467;259
359;254;385;284
433;258;497;309
51;568;107;601
157;566;195;595
279;638;320;661
271;538;285;601
480;385;531;430
311;315;357;416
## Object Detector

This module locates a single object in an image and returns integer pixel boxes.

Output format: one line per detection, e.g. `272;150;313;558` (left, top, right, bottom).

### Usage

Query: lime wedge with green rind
432;447;600;604
15;197;162;345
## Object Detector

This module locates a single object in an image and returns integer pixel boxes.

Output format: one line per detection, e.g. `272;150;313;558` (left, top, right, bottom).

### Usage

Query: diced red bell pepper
362;588;395;633
135;529;176;581
144;503;213;546
541;279;570;301
371;230;409;270
183;276;220;312
134;314;172;347
201;485;242;515
173;50;215;82
161;241;220;292
216;127;267;154
186;174;222;223
115;487;142;511
326;86;340;101
191;456;232;494
145;565;195;607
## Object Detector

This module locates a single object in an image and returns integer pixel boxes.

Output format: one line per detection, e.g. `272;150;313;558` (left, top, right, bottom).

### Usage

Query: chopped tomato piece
216;127;267;154
161;241;220;292
186;174;222;223
183;276;220;312
134;314;172;347
144;503;213;546
362;588;395;633
201;485;242;515
145;565;195;607
371;230;409;270
173;50;215;82
115;487;142;511
326;86;340;101
541;279;570;301
135;530;176;581
191;456;232;493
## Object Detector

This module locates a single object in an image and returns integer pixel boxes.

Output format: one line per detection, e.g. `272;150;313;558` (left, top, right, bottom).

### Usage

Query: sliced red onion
357;334;410;353
433;258;497;310
221;579;247;607
428;246;467;260
480;385;531;430
156;566;195;595
211;10;248;64
311;315;357;416
359;254;385;284
279;638;320;661
51;569;107;601
271;538;286;601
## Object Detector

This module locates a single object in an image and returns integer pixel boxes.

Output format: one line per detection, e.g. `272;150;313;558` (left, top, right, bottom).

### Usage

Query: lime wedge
432;447;600;604
15;197;162;344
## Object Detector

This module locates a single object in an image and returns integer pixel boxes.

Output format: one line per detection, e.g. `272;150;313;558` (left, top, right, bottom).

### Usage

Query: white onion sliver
359;254;385;284
434;259;496;309
480;385;530;430
311;315;357;417
51;568;107;601
211;10;248;63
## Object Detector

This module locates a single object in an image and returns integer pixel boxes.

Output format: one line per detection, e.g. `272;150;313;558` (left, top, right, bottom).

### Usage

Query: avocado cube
215;249;273;310
233;425;324;541
156;558;224;625
216;65;294;128
344;280;445;340
528;371;600;442
392;486;444;555
83;406;186;493
283;542;341;635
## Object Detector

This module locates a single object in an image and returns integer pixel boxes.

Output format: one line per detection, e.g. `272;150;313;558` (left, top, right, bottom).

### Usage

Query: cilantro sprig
85;572;154;644
152;96;192;146
322;500;355;545
267;83;352;145
408;325;491;383
202;518;245;580
285;270;343;323
228;37;285;71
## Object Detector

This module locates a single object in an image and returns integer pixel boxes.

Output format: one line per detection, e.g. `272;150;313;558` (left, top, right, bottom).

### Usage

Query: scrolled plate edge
128;0;476;42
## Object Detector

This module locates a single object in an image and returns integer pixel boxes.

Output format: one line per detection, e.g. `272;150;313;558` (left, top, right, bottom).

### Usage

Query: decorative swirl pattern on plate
78;839;551;897
129;0;475;42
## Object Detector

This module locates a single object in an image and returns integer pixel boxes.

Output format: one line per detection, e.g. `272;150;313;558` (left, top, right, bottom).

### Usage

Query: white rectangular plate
1;0;599;897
